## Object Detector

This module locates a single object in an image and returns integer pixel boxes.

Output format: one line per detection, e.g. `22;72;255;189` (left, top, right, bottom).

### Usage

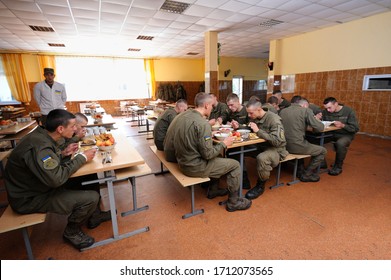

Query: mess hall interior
0;0;391;261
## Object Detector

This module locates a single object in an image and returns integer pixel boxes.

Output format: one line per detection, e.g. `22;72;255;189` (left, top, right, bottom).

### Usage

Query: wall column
204;31;219;96
268;39;281;93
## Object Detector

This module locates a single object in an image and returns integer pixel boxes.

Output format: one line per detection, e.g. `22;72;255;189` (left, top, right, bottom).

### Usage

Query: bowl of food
236;129;251;140
97;143;116;151
214;132;230;141
221;124;232;128
219;127;234;133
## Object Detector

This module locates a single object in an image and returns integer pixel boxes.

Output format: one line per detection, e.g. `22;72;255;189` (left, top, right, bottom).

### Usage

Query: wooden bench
0;205;47;259
269;153;311;189
150;145;210;219
114;163;152;218
0;150;12;208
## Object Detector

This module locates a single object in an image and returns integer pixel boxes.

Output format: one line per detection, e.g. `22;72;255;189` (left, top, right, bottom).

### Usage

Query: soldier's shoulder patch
204;136;211;141
41;155;58;170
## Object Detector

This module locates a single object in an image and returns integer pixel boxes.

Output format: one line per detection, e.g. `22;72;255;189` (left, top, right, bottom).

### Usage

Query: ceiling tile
183;4;214;17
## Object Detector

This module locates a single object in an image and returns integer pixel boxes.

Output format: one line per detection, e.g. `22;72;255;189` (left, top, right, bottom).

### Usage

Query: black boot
87;206;113;229
300;169;320;182
242;171;251;189
328;161;343;176
207;179;229;199
63;222;94;249
245;179;266;200
226;191;252;212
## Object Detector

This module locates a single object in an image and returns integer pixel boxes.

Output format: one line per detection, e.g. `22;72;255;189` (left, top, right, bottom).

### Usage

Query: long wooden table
71;131;151;250
0;120;38;148
85;114;116;129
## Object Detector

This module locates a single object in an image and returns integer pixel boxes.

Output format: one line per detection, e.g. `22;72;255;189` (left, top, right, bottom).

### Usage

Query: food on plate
231;131;242;141
81;138;96;145
214;132;230;141
0;119;14;127
249;133;259;140
95;133;115;146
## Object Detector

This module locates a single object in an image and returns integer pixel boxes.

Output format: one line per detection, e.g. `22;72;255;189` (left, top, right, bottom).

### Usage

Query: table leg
121;176;149;217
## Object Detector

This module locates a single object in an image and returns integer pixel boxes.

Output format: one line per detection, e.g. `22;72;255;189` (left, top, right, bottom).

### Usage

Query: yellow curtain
144;59;156;99
37;54;56;75
0;53;31;104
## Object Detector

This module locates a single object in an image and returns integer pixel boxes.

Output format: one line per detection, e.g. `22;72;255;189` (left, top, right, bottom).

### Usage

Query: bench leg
21;227;34;260
269;163;284;189
182;185;204;219
121;176;149;217
154;162;169;176
287;159;301;186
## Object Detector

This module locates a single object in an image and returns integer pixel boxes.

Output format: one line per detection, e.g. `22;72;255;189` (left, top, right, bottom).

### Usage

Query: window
232;75;243;103
0;61;21;105
55;56;149;101
362;74;391;91
281;74;295;93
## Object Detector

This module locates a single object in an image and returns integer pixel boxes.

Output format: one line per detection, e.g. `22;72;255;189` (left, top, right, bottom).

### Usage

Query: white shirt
33;80;67;115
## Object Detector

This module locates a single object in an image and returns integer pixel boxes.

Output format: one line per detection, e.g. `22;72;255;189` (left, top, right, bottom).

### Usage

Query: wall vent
362;74;391;91
29;25;54;32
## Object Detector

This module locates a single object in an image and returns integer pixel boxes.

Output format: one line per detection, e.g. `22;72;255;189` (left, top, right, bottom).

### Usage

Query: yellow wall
272;11;391;74
154;58;205;81
219;57;269;80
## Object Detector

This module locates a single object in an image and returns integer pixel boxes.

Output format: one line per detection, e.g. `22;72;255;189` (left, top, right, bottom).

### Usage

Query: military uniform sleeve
196;123;225;160
24;145;86;188
343;109;359;134
62;84;67;103
256;119;286;147
306;109;324;133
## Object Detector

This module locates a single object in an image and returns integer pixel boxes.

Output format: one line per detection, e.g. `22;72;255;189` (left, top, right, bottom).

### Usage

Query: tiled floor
0;117;390;260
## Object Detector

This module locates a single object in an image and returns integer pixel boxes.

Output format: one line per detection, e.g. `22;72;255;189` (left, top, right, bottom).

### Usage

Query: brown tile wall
268;66;391;137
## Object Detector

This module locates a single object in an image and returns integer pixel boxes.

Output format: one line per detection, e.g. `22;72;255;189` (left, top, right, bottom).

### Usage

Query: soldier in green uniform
226;93;249;127
208;93;229;125
322;97;359;175
58;112;112;229
153;99;188;151
4;109;99;250
245;100;289;200
164;92;252;212
280;98;327;182
272;90;291;110
262;96;279;115
226;93;251;189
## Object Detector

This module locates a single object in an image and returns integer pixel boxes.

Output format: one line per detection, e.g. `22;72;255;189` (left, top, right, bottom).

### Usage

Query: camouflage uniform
4;126;99;224
209;102;229;124
164;109;240;193
251;111;289;181
322;105;359;166
153;107;177;150
280;104;327;171
228;105;248;125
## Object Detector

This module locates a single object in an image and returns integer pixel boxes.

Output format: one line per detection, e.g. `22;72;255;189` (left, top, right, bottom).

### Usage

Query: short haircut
176;99;188;105
267;96;279;104
194;92;212;107
226;93;239;103
249;95;261;102
75;112;88;124
290;95;302;104
246;99;262;109
323;97;337;105
45;109;76;132
298;99;309;106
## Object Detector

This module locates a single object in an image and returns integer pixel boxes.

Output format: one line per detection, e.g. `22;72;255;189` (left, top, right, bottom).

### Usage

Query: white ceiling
0;0;390;58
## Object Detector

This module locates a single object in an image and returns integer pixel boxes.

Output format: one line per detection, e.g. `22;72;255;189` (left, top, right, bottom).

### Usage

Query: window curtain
0;53;31;104
144;59;156;99
37;54;56;75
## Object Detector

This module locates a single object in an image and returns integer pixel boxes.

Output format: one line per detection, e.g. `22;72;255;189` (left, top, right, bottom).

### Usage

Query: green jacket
280;104;324;150
262;103;278;115
228;105;248;124
164;109;226;176
253;111;288;158
209;102;229;124
153;107;177;145
322;105;359;137
4;126;86;211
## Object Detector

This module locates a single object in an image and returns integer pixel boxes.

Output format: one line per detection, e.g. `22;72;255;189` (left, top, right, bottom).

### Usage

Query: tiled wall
292;66;391;137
